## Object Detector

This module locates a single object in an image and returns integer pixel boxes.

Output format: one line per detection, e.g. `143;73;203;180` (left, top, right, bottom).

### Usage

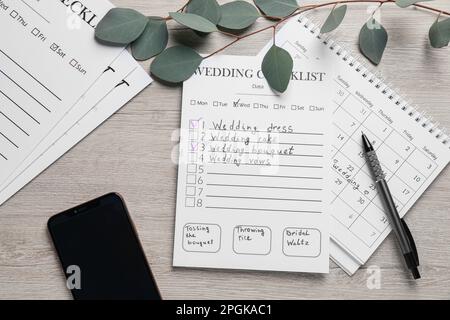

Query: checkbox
31;27;40;37
50;43;59;51
253;103;259;108
10;10;18;19
189;120;199;129
273;104;280;109
69;59;78;67
187;164;197;173
190;142;198;152
189;131;198;140
185;197;195;207
188;152;198;163
186;174;196;184
190;100;196;105
185;186;196;196
213;101;218;107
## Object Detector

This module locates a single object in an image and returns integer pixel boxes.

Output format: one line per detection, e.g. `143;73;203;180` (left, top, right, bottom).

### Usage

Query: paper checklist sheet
173;55;332;273
258;16;450;274
0;0;152;206
0;0;122;183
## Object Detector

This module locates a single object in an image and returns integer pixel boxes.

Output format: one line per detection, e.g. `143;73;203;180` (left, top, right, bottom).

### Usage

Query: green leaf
150;46;203;83
429;17;450;48
95;8;148;45
218;1;260;30
131;18;168;61
186;0;221;24
261;45;293;93
320;5;347;34
359;19;388;65
254;0;298;18
395;0;433;8
169;12;218;33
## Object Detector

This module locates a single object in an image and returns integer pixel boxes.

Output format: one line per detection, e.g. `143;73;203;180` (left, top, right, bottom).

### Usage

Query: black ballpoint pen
362;132;421;280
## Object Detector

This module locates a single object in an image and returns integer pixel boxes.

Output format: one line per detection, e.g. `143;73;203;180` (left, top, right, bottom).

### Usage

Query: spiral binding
297;15;450;148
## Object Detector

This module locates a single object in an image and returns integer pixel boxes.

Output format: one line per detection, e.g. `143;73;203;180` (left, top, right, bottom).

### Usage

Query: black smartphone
47;193;161;300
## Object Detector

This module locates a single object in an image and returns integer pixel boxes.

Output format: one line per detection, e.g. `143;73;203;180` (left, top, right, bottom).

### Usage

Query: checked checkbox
190;142;198;152
189;119;200;129
50;43;59;51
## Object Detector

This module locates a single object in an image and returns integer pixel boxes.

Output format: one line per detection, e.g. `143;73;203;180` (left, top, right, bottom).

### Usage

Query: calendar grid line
346;129;396;232
332;128;425;196
334;78;440;166
334;113;392;241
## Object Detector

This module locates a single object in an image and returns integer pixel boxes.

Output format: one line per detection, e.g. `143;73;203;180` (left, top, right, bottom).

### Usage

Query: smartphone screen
48;193;161;300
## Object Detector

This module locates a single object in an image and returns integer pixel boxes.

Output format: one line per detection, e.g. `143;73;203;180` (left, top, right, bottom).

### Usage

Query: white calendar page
258;16;450;269
173;55;332;273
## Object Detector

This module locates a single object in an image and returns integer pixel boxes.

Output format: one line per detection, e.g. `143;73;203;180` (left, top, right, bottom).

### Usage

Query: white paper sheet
0;56;151;205
258;16;450;274
0;0;122;183
173;55;332;273
0;49;140;204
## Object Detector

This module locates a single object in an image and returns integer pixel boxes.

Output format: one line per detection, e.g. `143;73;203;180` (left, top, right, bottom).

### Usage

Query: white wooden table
1;0;449;299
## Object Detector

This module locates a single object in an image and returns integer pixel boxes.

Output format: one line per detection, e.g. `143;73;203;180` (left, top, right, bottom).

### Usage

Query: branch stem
203;0;449;60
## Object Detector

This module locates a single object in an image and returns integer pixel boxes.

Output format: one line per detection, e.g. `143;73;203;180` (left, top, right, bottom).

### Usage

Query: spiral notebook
258;15;450;274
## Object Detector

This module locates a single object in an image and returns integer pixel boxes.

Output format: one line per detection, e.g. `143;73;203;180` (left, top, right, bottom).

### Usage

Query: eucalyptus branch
94;0;450;91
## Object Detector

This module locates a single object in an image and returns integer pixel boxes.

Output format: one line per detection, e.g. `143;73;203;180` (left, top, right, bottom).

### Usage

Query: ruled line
0;131;18;148
206;183;322;191
19;0;51;24
0;69;51;112
208;162;323;168
0;111;29;136
208;129;323;135
0;152;7;160
208;150;323;157
208;139;324;146
205;206;321;214
0;49;60;100
0;89;40;124
207;172;323;179
206;195;322;202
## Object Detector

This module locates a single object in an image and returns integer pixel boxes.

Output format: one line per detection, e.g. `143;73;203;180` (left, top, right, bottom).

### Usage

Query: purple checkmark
190;142;198;151
189;120;199;129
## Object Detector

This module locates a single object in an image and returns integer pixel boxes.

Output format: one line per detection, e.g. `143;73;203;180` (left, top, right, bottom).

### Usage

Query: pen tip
412;267;421;280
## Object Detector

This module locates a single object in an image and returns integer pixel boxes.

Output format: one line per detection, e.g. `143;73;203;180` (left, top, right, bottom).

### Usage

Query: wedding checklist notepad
173;55;332;273
258;16;450;274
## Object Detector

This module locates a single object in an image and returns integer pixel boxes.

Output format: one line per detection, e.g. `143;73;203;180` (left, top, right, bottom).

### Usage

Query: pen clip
401;218;419;265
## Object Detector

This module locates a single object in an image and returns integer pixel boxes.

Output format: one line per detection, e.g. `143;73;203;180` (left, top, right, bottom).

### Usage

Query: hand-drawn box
282;227;321;258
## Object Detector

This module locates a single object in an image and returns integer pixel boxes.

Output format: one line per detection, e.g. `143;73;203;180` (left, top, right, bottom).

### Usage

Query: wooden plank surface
1;0;449;299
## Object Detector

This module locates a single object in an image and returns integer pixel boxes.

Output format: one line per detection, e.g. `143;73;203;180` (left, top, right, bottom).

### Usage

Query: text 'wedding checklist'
173;55;332;273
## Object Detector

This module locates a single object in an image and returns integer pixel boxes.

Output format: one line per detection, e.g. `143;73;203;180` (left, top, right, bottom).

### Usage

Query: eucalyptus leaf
359;19;388;65
169;12;218;33
186;0;221;24
95;8;148;45
131;18;168;61
261;45;293;93
218;1;260;30
320;5;347;34
429;17;450;48
254;0;298;18
150;46;203;83
395;0;433;8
